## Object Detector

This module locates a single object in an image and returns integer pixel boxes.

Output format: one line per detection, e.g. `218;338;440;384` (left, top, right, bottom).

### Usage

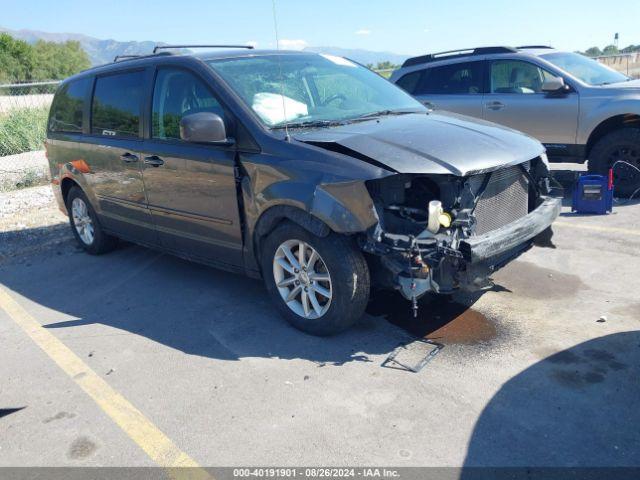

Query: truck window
395;70;423;94
416;61;483;95
49;78;90;133
91;70;145;138
151;68;224;140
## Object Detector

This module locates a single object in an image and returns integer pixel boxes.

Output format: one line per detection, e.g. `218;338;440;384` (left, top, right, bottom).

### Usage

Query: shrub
0;106;49;157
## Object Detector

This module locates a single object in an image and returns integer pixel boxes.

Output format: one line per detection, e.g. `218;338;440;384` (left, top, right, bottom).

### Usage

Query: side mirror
542;76;569;94
180;112;232;144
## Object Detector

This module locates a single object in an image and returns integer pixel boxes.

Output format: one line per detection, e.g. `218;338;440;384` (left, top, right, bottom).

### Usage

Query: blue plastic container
571;173;613;215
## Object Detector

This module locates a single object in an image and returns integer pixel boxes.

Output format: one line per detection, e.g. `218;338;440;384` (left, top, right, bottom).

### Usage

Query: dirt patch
492;260;587;299
0;185;70;264
43;411;76;424
367;291;497;345
67;436;97;460
546;350;582;365
547;345;629;390
551;369;606;389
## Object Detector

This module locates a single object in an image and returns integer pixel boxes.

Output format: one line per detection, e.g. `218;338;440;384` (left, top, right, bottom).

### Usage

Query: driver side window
490;60;554;94
152;68;224;140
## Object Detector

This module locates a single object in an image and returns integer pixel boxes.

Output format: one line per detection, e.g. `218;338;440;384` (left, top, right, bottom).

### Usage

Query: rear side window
416;61;483;95
395;70;423;94
152;68;224;140
91;71;145;138
49;78;90;133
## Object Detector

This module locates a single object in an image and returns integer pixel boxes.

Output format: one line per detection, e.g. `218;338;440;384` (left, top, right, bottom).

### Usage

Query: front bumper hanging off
380;195;562;302
458;196;562;264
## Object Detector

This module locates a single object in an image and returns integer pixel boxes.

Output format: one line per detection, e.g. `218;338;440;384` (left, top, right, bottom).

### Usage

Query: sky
2;0;640;55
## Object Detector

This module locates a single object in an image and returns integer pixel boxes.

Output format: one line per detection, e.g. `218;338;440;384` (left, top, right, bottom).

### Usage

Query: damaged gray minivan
47;47;561;335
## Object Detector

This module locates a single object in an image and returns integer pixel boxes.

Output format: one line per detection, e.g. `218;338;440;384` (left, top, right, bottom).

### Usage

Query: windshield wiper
350;109;419;121
271;119;347;130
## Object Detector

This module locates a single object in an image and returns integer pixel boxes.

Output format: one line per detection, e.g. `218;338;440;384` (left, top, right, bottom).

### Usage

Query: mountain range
0;27;410;67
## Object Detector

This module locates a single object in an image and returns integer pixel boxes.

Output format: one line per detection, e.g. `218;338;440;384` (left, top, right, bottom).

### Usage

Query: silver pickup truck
391;46;640;197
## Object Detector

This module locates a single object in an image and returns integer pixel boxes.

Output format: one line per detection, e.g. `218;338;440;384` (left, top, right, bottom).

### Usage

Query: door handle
485;101;505;111
143;155;165;167
120;152;139;163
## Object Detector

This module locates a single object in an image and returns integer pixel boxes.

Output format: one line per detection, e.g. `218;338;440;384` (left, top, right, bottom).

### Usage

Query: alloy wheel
71;197;95;245
272;239;333;319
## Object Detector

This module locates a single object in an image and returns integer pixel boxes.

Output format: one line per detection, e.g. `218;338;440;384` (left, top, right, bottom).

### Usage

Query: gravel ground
0;150;49;191
0;185;70;263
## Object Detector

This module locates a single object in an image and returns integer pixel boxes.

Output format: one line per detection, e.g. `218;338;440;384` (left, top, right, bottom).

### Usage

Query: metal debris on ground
382;338;444;373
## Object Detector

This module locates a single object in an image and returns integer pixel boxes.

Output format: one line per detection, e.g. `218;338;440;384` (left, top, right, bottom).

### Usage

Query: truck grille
469;163;530;236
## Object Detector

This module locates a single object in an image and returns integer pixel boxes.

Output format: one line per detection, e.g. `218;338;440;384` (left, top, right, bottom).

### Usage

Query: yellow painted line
554;221;640;237
0;287;212;480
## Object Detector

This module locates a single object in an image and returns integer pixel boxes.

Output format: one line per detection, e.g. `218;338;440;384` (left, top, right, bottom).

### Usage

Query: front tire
261;222;370;336
589;128;640;198
66;186;118;255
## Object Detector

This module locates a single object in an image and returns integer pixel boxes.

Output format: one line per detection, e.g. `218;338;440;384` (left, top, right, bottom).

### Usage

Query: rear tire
66;186;118;255
589;128;640;198
261;222;370;336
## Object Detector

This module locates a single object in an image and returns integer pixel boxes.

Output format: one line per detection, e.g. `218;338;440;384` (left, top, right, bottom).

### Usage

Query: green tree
602;44;619;56
32;40;90;80
0;33;35;83
621;44;640;53
0;33;90;83
375;61;397;71
584;46;602;57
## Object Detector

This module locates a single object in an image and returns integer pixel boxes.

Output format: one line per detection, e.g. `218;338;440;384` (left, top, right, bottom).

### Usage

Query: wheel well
253;205;332;268
60;177;79;205
587;114;640;156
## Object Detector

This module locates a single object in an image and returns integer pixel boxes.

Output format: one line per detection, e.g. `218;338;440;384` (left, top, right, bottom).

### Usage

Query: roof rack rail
113;55;141;62
401;46;517;68
516;45;554;49
152;44;254;54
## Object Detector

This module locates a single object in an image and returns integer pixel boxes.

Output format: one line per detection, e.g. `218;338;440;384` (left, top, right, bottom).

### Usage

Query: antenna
271;0;290;142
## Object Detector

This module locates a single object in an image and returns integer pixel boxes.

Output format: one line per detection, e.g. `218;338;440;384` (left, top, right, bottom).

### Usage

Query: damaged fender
311;181;379;233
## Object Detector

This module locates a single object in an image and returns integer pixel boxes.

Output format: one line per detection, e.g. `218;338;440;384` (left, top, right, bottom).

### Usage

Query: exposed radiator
469;163;530;236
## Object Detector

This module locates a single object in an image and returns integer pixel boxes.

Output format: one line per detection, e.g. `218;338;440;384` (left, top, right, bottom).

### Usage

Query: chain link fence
0;81;59;191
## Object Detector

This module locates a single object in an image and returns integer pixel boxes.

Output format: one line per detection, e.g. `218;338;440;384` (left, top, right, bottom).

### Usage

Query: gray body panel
139;139;243;267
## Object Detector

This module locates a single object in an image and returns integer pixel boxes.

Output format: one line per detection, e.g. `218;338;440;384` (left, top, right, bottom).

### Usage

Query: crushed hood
294;111;545;176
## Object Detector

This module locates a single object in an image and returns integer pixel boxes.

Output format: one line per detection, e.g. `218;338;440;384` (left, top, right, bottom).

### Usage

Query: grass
0;106;49;157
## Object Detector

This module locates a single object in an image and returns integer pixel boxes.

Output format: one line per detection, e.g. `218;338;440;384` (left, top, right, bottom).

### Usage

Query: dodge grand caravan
47;46;561;335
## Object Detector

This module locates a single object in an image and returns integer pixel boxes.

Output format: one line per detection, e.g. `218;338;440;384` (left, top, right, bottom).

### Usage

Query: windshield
207;54;425;127
541;52;629;86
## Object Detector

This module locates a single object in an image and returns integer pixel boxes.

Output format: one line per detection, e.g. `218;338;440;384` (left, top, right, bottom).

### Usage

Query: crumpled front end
359;155;562;312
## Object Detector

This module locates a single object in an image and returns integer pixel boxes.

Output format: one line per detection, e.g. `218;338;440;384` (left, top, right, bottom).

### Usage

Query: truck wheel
261;222;370;336
66;186;118;255
589;128;640;198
